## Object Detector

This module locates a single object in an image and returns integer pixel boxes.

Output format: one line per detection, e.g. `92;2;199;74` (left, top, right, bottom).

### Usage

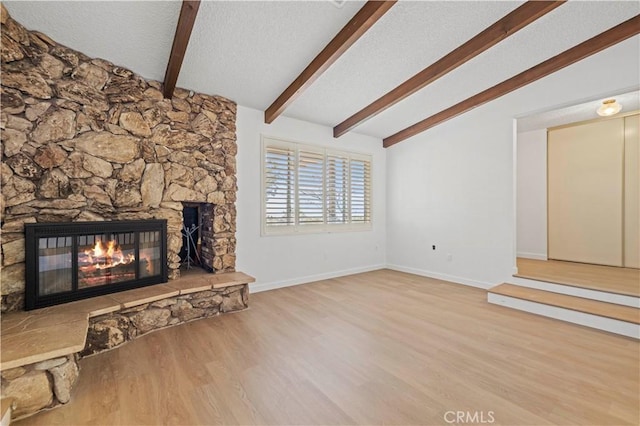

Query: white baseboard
246;263;639;339
516;252;548;261
488;293;639;339
385;264;494;290
249;264;386;293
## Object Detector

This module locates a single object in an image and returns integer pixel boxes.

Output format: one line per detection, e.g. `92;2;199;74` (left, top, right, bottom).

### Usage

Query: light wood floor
516;258;640;297
18;270;639;425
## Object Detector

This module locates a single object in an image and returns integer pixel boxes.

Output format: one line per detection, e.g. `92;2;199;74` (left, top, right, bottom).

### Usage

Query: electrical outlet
432;245;436;250
447;253;453;262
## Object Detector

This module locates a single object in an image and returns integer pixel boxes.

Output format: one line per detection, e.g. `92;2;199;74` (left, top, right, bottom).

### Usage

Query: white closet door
548;118;624;266
624;114;639;268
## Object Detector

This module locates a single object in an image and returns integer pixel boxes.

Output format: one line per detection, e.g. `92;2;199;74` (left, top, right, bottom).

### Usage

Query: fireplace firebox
25;220;168;310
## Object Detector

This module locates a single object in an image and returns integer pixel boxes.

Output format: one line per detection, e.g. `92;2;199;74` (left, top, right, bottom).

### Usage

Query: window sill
261;224;372;237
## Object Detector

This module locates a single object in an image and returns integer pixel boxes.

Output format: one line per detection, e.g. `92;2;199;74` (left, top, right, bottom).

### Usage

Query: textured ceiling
346;0;640;138
4;0;640;140
179;0;366;110
4;1;181;82
289;0;525;127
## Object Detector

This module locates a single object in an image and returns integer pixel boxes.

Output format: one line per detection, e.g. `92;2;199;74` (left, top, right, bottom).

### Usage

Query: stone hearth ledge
0;271;255;371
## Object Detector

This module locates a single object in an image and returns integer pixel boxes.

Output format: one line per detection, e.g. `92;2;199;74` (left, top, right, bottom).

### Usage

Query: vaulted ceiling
5;1;639;143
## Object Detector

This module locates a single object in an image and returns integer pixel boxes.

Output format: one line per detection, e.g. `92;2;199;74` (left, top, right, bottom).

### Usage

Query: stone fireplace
0;7;256;422
0;9;238;313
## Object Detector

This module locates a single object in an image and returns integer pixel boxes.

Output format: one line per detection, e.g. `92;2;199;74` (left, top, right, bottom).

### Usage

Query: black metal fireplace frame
25;220;168;310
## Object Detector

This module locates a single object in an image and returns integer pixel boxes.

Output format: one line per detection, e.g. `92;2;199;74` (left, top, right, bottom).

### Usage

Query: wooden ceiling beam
163;0;201;99
383;14;640;148
333;1;565;138
264;1;397;124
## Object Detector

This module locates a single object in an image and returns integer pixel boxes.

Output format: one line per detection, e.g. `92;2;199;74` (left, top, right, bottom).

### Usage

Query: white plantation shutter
298;149;325;225
326;153;349;224
349;157;371;224
262;137;372;234
264;145;295;227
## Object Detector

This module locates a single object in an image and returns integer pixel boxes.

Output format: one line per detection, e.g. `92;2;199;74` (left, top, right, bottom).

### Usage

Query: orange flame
84;239;135;270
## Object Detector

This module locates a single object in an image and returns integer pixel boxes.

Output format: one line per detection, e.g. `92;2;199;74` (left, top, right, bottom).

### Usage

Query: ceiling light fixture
596;99;622;117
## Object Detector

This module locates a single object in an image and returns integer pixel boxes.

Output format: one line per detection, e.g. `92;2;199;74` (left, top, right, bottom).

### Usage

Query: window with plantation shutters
264;145;295;227
262;137;372;235
349;157;371;224
326;153;349;224
298;149;324;225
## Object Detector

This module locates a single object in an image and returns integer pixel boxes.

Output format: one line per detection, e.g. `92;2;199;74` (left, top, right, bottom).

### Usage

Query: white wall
235;106;386;292
386;36;640;289
516;129;547;260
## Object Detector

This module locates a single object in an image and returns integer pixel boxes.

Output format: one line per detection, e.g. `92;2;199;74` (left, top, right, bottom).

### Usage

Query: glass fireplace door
77;232;136;289
38;236;73;296
139;231;162;279
25;220;168;310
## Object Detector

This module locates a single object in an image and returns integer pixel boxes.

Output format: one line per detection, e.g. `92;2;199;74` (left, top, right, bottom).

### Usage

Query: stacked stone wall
0;5;238;312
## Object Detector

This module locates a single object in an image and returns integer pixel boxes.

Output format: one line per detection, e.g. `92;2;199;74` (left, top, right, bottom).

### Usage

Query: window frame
261;135;373;236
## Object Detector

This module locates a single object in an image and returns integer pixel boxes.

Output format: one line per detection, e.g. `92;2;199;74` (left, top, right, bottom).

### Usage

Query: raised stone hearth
0;271;254;421
82;284;248;356
0;4;238;312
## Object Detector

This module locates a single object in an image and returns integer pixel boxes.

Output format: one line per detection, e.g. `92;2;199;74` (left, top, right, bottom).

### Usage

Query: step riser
510;277;639;308
488;293;640;339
